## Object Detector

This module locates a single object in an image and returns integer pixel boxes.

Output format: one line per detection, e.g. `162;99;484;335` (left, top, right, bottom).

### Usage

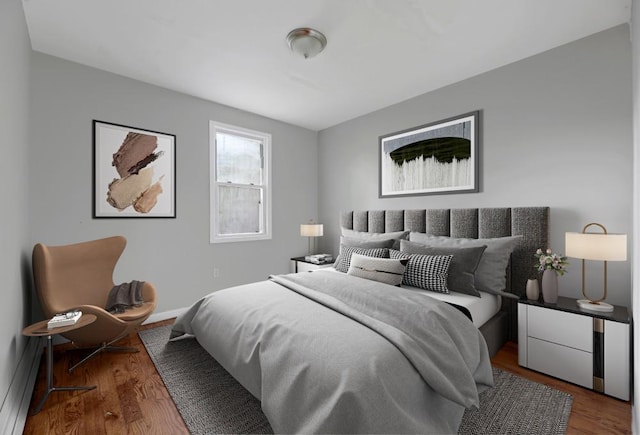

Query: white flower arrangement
534;248;569;276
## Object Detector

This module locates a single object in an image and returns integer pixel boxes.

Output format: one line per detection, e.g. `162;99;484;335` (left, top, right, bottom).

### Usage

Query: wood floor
23;319;631;434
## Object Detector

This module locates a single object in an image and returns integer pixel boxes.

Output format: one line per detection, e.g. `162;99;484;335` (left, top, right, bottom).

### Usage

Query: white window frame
210;121;272;243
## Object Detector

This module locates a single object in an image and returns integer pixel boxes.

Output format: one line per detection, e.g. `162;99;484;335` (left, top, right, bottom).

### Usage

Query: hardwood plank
24;321;631;434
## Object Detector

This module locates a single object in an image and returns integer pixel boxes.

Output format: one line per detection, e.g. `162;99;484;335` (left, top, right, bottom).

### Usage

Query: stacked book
47;311;82;329
305;254;333;264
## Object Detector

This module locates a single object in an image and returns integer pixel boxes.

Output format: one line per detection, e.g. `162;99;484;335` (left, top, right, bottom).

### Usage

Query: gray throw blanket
106;280;144;313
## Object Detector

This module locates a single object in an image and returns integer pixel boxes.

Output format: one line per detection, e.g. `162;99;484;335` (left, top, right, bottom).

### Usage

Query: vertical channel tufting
479;208;511;238
353;211;369;232
425;209;450;235
511;207;550;292
450;209;478;238
509;207;550;340
368;210;386;233
340;211;354;230
404;210;426;232
385;210;404;232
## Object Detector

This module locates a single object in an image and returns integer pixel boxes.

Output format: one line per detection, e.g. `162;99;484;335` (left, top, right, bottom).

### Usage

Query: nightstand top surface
519;296;630;323
291;256;334;265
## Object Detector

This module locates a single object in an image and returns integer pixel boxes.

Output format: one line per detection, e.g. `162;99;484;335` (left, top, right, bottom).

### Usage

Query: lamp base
576;299;614;312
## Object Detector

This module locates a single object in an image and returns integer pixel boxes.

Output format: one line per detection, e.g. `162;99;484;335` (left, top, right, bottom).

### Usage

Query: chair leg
68;335;139;373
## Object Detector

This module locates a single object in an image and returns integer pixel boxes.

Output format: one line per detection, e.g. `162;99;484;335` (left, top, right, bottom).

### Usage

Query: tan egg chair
32;236;157;372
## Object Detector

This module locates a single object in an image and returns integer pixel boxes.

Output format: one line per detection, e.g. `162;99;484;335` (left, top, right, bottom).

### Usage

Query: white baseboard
0;337;41;435
143;308;186;325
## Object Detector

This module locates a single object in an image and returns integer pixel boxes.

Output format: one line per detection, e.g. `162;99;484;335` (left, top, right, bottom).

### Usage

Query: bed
339;207;550;356
171;206;549;434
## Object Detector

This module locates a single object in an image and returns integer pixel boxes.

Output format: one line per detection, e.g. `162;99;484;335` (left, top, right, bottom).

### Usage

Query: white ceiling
22;0;631;131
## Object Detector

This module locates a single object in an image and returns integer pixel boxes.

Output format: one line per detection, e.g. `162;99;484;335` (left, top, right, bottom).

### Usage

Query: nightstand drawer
528;305;592;351
290;257;334;273
528;337;593;388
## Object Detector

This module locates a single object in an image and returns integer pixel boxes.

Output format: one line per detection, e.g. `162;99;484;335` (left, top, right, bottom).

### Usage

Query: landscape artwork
379;111;479;197
93;120;176;218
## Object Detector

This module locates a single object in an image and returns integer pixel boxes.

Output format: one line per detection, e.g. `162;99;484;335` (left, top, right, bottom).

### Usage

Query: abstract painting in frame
93;120;176;218
379;111;479;197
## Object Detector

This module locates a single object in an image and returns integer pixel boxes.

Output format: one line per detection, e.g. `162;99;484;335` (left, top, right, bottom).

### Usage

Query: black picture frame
93;120;176;218
379;111;480;198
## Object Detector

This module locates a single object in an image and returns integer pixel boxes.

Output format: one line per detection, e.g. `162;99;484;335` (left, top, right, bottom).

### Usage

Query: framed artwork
379;111;479;198
93;120;176;218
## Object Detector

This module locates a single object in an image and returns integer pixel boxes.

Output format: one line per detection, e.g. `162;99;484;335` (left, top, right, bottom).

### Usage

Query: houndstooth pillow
390;249;453;293
334;246;389;273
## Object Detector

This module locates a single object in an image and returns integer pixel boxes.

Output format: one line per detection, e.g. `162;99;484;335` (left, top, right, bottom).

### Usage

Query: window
210;121;271;243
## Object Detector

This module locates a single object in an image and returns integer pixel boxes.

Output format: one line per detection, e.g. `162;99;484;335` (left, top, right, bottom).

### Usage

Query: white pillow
334;246;390;273
408;233;523;294
347;253;408;286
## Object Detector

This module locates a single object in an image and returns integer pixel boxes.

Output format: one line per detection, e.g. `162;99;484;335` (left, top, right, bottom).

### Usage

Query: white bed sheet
316;268;501;328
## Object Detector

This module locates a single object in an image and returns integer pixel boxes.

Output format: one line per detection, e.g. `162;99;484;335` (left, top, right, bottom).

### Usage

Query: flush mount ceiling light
286;28;327;59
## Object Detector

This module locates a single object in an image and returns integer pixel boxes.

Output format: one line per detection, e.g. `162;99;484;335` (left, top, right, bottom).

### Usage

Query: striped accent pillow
390;250;453;293
334;246;389;273
347;253;408;286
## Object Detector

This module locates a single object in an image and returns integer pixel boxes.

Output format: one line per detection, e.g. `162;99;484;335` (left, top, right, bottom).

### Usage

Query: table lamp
565;222;627;312
300;222;323;255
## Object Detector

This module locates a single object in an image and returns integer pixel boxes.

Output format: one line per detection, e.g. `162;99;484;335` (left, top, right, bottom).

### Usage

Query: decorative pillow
334;246;389;273
400;239;486;297
347;253;408;286
341;228;409;250
333;238;394;269
390;250;453;294
339;236;395;252
408;233;523;295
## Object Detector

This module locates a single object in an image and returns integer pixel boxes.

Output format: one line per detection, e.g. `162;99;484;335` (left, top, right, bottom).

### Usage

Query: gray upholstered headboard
340;207;549;344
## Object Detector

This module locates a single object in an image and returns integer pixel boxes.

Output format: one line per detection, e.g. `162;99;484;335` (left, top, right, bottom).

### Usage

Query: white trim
0;337;40;435
143;308;187;325
209;121;272;244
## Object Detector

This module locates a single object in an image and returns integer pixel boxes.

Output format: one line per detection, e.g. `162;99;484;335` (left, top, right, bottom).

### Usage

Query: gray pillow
334;246;390;273
389;250;453;294
400;239;486;297
347;253;408;286
334;238;394;268
408;233;523;295
339;236;395;252
341;228;409;250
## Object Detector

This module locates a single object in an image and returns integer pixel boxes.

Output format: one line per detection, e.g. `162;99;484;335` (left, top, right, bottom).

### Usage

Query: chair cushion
113;301;155;322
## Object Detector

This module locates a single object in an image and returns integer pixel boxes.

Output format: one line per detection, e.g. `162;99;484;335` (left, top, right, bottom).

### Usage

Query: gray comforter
171;270;493;434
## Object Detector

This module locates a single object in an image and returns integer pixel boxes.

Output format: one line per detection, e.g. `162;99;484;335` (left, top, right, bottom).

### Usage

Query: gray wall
318;25;633;307
0;0;32;421
29;53;319;315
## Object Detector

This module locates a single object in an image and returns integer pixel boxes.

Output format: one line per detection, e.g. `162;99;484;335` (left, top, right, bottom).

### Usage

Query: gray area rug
139;325;572;434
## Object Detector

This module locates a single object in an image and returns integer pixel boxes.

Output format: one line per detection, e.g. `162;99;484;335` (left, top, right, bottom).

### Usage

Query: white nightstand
290;257;334;273
518;296;631;400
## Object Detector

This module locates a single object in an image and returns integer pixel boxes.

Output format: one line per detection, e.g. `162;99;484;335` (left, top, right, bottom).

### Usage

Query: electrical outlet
213;268;220;278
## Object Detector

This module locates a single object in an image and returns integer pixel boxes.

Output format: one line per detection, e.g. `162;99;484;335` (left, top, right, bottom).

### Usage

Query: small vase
526;279;539;301
541;269;558;304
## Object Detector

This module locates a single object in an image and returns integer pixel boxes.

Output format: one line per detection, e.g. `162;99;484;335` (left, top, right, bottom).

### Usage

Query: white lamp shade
565;232;627;261
300;223;323;237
